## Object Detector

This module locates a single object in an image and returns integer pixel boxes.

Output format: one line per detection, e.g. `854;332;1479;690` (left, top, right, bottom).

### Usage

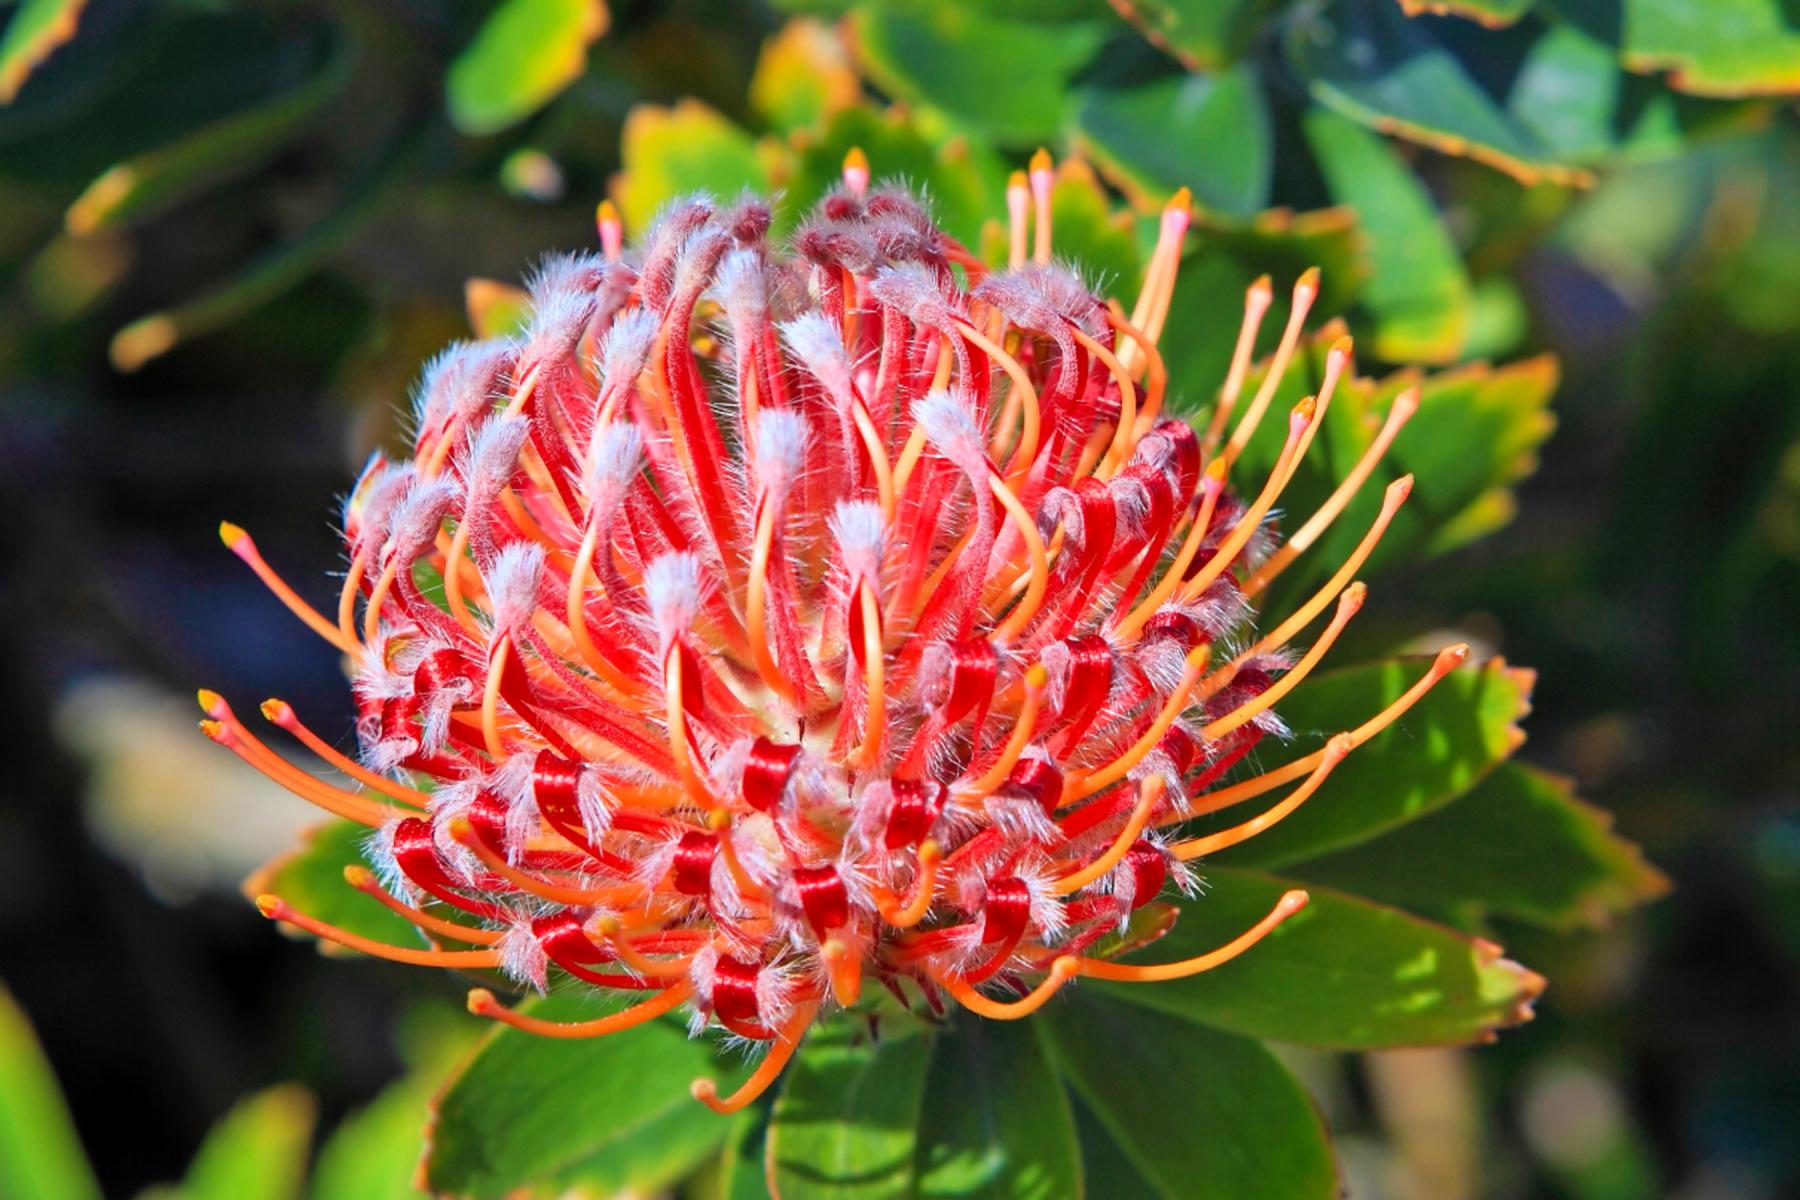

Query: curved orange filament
963;664;1047;798
468;982;692;1039
1179;397;1314;605
940;956;1079;1020
1197;582;1366;742
565;521;645;698
1068;644;1209;801
594;917;694;978
220;523;358;656
1239;474;1412;660
342;866;503;945
362;556;401;647
692;996;821;1113
443;516;480;632
821;939;864;1007
877;840;943;929
663;649;720;810
450;818;638;907
1054;777;1163;895
1172;735;1352;862
1222;269;1320;465
256;895;500;967
744;499;798;707
1105;306;1166;429
853;582;886;768
1071;327;1138;479
956;319;1040;481
989;474;1050;644
849;399;898;520
262;699;429;809
1177;643;1470;825
1076;890;1309;981
481;635;510;760
1243;386;1419;598
336;547;368;652
1113;457;1227;642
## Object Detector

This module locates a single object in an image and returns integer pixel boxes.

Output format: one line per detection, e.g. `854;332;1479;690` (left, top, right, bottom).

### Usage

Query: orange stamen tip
1029;147;1052;176
1007;169;1028;192
596;199;619;225
1204;456;1229;484
198;719;226;741
706;808;731;833
1393;386;1421;416
343;865;374;889
196;688;225;714
255;894;283;919
1389;473;1416;502
467;988;497;1015
592;914;622;937
1249;274;1272;297
1165;186;1192;213
843;146;868;173
1330;335;1354;359
1440;643;1471;668
1340;581;1368;610
218;520;249;550
1184;644;1210;670
1324;733;1355;763
259;698;291;723
690;1078;719;1103
1279;889;1310;916
1296;266;1322;293
447;815;476;843
1292;395;1317;421
1023;663;1049;691
1051;955;1080;978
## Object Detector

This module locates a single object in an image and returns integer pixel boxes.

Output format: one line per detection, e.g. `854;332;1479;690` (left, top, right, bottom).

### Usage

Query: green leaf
422;991;745;1198
1096;867;1545;1047
0;0;85;103
1107;0;1278;69
1302;108;1471;363
181;1085;316;1200
750;17;860;134
245;820;419;950
307;1074;435;1200
1604;0;1800;97
848;2;1109;145
767;1023;932;1199
1294;762;1670;931
611;100;776;237
445;0;610;136
1044;992;1337;1200
0;985;100;1200
1287;0;1757;185
1073;61;1272;218
914;1017;1081;1200
463;278;533;341
1194;655;1535;869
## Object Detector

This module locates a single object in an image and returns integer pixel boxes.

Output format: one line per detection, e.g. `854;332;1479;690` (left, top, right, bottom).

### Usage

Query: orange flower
207;150;1458;1113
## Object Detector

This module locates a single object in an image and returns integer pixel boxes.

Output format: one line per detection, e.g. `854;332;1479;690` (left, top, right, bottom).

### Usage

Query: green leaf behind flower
178;1085;316;1200
1097;867;1545;1047
246;820;418;949
0;985;100;1200
445;0;609;137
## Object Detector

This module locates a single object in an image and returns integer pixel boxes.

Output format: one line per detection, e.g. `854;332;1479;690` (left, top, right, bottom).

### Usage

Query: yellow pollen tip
843;146;869;172
1007;170;1028;192
1441;643;1471;668
1205;456;1229;483
1166;186;1192;213
1292;395;1316;421
198;718;225;741
254;894;282;919
1389;473;1416;502
1249;274;1272;299
196;688;223;713
467;988;497;1015
690;1079;718;1103
597;199;619;224
1330;334;1354;358
1029;147;1052;174
706;809;731;833
447;816;476;843
592;915;622;937
1024;663;1049;691
1279;889;1311;916
1296;266;1322;294
218;521;248;549
259;698;290;722
343;865;374;889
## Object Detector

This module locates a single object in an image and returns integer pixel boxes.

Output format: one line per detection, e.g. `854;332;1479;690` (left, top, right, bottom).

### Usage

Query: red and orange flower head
203;151;1462;1113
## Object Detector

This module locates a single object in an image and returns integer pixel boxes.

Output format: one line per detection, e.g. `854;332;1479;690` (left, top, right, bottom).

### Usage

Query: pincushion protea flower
202;148;1463;1115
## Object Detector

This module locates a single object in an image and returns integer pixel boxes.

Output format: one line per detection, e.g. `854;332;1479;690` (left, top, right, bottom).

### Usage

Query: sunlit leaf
0;0;85;103
446;0;610;136
767;1023;932;1199
1396;0;1533;23
0;986;100;1200
1194;655;1536;869
1045;993;1337;1199
914;1017;1080;1199
1294;762;1670;930
1303;107;1471;363
848;2;1109;145
1097;867;1545;1047
1600;0;1800;97
422;991;747;1198
180;1085;316;1200
1073;61;1272;218
750;17;860;133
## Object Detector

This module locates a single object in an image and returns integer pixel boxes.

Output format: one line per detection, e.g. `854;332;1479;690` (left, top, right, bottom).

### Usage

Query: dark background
1;1;1796;1196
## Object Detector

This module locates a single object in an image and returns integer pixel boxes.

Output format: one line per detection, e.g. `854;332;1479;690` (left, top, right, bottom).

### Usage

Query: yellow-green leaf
0;0;85;103
180;1085;316;1200
751;17;860;133
446;0;609;136
610;100;777;237
0;985;100;1200
768;1023;932;1199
